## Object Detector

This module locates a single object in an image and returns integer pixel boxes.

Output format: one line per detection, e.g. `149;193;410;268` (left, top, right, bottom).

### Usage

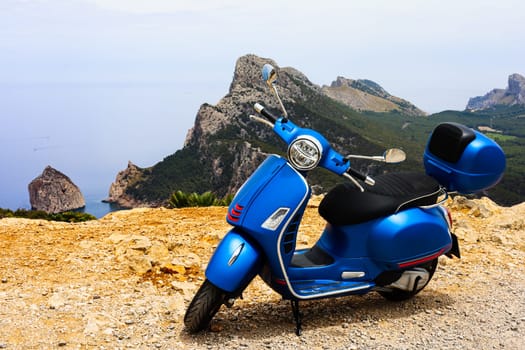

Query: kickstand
290;300;302;336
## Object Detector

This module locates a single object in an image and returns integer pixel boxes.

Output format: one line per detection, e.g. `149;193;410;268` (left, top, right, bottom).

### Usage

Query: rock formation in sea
28;166;85;213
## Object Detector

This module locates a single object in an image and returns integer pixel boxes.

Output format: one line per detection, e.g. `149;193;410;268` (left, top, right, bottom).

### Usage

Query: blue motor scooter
184;64;506;335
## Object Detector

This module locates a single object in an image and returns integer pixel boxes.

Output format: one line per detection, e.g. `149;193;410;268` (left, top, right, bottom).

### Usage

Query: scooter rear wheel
184;279;227;333
378;259;438;301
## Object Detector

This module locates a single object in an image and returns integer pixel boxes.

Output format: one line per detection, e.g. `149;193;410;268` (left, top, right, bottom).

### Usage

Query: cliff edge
0;196;523;348
466;73;525;111
105;161;148;208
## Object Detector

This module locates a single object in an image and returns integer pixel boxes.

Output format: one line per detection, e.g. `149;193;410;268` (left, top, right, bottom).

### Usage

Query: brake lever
342;172;365;192
249;115;274;128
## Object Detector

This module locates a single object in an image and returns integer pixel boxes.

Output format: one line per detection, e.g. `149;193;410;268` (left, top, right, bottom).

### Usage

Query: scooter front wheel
378;259;438;301
184;279;227;333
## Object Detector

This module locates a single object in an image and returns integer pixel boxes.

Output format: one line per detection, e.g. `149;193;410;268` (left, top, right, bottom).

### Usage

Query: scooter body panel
280;207;451;299
205;229;262;294
317;207;451;266
227;154;311;276
220;156;453;300
366;207;452;266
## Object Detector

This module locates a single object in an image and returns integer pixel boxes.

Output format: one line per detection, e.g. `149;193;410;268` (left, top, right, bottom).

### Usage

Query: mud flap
205;230;262;294
445;232;461;258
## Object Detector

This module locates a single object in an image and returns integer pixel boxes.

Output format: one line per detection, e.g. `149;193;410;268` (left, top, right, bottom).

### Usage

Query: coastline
79;198;127;219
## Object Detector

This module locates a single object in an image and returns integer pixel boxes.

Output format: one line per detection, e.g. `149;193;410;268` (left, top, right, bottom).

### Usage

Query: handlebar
254;102;375;189
347;167;375;186
254;103;278;124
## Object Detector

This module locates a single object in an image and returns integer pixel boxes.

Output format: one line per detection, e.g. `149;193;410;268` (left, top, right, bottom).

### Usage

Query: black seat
319;172;441;225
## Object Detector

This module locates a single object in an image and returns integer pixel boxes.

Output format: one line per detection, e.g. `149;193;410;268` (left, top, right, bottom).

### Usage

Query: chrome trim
345;154;386;161
275;163;310;300
341;271;366;279
228;243;244;266
387;268;429;292
438;205;453;230
342;172;364;192
418;188;449;209
395;186;448;213
254;103;264;114
276;164;373;300
364;176;375;186
287;135;323;171
262;207;291;230
250;114;274;128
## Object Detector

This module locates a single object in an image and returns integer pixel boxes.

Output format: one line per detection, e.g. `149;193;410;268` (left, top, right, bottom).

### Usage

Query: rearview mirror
261;63;288;118
262;64;277;86
383;148;406;163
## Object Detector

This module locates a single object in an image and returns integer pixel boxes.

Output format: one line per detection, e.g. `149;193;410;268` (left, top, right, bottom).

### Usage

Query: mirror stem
270;84;288;120
345;155;386;162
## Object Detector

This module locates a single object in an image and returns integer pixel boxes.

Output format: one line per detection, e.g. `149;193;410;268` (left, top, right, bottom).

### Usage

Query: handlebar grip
347;168;375;186
254;103;277;124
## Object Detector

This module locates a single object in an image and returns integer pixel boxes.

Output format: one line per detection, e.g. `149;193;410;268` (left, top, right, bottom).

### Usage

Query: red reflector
398;248;446;269
227;213;239;222
235;203;244;211
227;202;243;222
274;278;287;286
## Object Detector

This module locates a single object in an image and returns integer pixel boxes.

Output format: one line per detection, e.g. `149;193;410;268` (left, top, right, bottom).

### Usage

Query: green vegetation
118;71;525;207
0;208;96;222
484;133;518;142
168;191;233;208
125;146;216;203
363;106;525;206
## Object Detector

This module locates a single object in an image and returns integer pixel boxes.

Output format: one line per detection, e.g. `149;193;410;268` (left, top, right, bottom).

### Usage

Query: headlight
287;136;322;171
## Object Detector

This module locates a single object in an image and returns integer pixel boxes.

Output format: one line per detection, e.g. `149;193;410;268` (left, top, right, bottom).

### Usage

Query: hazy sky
1;0;524;209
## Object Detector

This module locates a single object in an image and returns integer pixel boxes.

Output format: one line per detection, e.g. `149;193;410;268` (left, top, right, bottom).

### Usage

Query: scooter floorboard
292;279;373;297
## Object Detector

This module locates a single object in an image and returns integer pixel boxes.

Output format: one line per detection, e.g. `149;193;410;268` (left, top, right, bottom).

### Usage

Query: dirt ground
0;196;524;349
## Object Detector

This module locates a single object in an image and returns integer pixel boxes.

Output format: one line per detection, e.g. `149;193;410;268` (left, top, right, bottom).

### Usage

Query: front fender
205;229;262;293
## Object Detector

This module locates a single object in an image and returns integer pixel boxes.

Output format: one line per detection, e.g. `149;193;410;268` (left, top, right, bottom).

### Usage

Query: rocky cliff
108;54;424;207
466;73;525;111
28;166;85;213
182;55;322;195
109;55;524;208
105;161;147;208
322;76;426;116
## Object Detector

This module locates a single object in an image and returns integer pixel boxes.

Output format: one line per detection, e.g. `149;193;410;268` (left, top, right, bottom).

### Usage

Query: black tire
184;279;227;333
378;259;438;301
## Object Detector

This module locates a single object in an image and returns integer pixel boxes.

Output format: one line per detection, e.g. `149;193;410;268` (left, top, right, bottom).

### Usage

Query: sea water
80;198;127;219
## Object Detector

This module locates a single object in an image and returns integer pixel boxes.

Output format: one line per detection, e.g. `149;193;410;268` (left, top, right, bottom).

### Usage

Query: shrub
168;190;233;208
0;208;96;222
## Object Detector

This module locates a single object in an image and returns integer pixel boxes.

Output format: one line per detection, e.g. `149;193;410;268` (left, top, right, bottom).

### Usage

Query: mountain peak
109;55;436;207
466;73;525;111
228;54;275;93
322;76;426;116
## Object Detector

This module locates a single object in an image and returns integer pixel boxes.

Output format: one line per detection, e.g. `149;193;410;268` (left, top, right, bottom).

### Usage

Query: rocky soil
0;196;524;349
